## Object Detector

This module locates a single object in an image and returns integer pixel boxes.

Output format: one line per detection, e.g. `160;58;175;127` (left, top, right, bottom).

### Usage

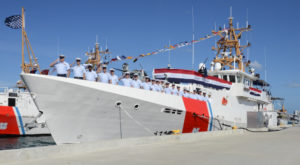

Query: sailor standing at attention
97;65;110;83
131;74;142;88
85;64;98;81
177;86;183;96
49;55;70;77
182;88;190;98
108;68;118;85
150;79;156;91
72;58;86;80
164;82;172;94
154;80;161;92
141;76;151;90
170;83;178;95
120;72;132;87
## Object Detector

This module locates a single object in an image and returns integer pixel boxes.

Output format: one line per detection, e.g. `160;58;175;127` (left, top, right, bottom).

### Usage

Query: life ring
222;97;228;105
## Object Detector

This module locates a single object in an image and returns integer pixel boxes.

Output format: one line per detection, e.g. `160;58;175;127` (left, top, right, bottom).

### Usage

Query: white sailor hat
87;64;93;67
110;68;115;71
59;54;65;58
172;83;175;86
183;87;188;91
76;57;81;61
133;73;138;76
165;82;170;84
125;72;130;75
102;64;107;68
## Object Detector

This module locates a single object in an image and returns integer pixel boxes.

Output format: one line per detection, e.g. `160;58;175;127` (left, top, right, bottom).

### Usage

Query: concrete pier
2;127;300;165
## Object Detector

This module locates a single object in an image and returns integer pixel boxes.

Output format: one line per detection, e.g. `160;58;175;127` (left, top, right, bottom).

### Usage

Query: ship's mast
21;7;40;74
212;7;251;71
85;36;111;68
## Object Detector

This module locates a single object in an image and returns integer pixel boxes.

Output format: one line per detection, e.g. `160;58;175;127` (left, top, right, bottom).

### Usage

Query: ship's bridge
208;69;271;104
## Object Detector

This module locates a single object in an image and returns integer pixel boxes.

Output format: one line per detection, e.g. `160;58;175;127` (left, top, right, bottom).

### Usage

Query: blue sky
0;0;299;112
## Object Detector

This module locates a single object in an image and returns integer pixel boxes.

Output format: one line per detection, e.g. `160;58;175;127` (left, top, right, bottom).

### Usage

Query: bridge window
229;75;236;83
223;75;228;81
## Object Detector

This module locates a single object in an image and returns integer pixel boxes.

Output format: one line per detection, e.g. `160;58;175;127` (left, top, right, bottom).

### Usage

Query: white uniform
98;72;110;83
131;79;142;88
170;88;178;95
121;78;132;87
142;82;151;90
164;87;172;94
109;74;119;85
158;85;163;91
55;62;70;74
153;84;161;92
72;65;86;78
189;94;198;100
197;95;205;101
85;70;97;81
182;92;189;98
178;90;184;96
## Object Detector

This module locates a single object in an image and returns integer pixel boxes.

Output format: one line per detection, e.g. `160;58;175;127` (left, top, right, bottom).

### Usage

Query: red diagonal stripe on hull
0;106;20;135
182;97;209;133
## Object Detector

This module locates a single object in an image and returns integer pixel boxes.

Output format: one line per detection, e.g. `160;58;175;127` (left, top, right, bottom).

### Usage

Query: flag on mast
4;15;22;29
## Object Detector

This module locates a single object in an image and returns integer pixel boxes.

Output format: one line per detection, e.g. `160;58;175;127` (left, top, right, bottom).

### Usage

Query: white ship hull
21;72;275;144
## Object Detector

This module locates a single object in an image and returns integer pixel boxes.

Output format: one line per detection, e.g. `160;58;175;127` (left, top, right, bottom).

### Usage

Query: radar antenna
212;7;251;71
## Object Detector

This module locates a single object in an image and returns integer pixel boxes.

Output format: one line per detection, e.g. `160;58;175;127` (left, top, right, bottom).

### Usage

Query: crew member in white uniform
164;82;172;94
202;92;209;102
98;65;110;83
177;86;183;96
189;90;198;100
72;58;86;79
196;90;205;101
85;64;97;81
170;83;178;95
141;77;151;90
182;88;189;98
150;79;156;91
159;80;164;92
49;55;70;77
121;72;132;87
108;68;118;85
207;93;213;103
154;80;161;92
131;74;142;88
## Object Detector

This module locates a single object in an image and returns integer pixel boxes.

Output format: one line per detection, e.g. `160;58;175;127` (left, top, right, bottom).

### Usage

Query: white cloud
289;83;300;88
250;60;262;70
0;81;14;88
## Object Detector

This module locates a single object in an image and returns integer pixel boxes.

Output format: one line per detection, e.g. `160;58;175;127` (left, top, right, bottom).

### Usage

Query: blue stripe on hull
14;107;25;135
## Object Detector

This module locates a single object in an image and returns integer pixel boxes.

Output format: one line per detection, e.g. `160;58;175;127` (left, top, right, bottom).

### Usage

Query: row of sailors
50;55;212;102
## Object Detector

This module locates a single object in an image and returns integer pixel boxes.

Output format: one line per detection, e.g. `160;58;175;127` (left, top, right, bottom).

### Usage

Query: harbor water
0;135;55;150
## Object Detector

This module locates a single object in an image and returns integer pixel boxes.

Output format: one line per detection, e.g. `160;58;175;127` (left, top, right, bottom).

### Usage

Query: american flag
5;15;22;29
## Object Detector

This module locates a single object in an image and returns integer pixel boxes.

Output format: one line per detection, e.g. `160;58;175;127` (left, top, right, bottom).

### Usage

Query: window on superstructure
236;76;241;83
229;75;236;83
223;75;228;81
244;78;250;87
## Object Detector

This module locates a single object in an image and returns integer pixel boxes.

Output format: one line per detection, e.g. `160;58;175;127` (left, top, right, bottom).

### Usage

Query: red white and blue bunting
153;69;232;90
249;87;261;96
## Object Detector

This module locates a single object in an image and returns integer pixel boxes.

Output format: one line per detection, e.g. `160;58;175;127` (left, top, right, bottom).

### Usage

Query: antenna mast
212;7;251;71
192;6;195;70
168;40;171;68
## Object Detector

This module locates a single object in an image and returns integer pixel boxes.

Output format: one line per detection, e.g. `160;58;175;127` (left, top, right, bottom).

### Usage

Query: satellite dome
215;62;222;71
198;63;206;70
